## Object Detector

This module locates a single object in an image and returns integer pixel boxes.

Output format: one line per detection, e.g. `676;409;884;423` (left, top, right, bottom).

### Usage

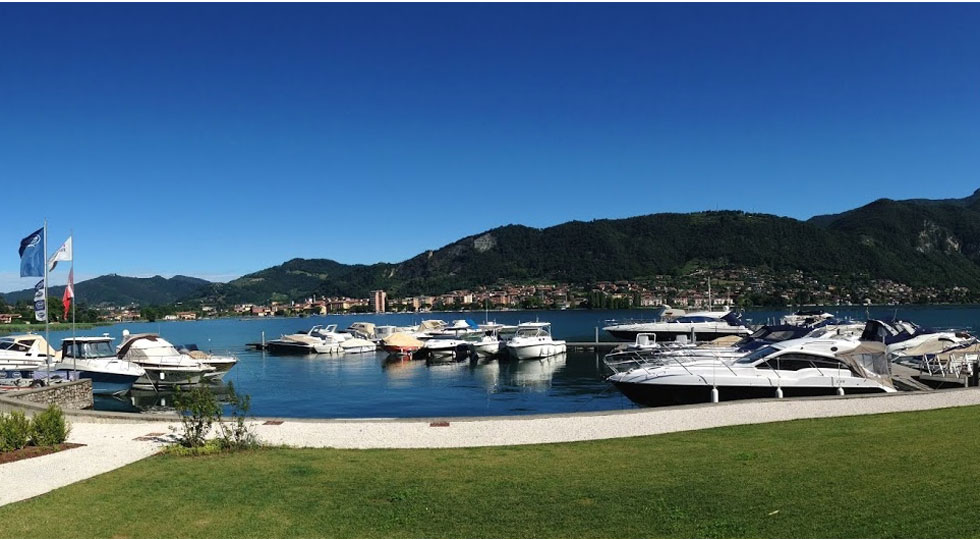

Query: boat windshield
735;345;778;364
515;327;547;338
675;316;720;323
66;341;115;359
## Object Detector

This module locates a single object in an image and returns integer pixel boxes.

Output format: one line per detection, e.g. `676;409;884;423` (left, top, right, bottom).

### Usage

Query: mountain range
2;275;211;306
6;189;980;306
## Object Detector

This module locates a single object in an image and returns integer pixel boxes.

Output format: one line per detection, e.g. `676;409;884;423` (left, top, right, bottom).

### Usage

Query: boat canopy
835;341;894;389
0;335;57;358
117;333;180;359
860;319;934;344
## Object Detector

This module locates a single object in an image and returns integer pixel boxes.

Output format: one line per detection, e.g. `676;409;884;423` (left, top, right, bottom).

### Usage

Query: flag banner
48;236;72;272
19;228;45;277
63;269;74;319
33;279;46;322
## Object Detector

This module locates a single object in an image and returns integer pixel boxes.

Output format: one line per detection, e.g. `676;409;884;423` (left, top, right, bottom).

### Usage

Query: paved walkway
2;388;979;507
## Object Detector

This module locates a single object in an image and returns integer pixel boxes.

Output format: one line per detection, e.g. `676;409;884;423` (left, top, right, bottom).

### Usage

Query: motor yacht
505;322;566;360
422;321;480;360
603;310;751;342
266;326;343;354
116;332;216;388
56;336;144;395
606;336;895;407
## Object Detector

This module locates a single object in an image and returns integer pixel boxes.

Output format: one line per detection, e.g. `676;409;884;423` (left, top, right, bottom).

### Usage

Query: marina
0;305;975;418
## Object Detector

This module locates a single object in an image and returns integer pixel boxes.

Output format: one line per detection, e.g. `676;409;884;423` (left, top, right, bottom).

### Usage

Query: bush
172;384;259;452
172;386;221;448
30;405;70;446
0;411;32;451
216;382;258;451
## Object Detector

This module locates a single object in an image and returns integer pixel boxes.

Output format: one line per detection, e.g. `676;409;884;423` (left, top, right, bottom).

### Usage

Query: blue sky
2;3;979;293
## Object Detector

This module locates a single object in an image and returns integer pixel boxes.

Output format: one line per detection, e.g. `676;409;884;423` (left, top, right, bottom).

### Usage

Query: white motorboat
266;326;343;354
606;336;896;407
56;337;144;395
603;309;751;343
505;322;566;360
422;320;480;359
473;323;504;357
117;332;216;388
0;334;57;373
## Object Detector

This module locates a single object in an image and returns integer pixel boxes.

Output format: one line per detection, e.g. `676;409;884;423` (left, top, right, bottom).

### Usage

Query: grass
0;322;103;335
3;406;980;538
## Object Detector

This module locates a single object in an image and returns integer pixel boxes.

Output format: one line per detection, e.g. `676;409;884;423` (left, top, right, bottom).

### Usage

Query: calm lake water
27;306;980;418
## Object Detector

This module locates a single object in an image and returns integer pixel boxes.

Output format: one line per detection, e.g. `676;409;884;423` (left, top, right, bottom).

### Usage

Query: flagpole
71;229;76;375
43;219;50;384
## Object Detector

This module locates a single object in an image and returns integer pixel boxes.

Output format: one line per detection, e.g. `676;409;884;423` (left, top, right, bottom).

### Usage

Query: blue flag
19;227;45;277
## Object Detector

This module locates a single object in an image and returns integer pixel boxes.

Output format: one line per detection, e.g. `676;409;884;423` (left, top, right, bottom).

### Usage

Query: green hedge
0;405;71;451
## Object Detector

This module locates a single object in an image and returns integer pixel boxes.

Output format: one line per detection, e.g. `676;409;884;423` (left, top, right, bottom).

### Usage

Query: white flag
48;236;72;272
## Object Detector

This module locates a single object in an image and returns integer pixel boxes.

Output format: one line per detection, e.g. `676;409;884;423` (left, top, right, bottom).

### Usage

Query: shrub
216;382;258;451
0;411;32;451
30;405;70;446
172;386;221;448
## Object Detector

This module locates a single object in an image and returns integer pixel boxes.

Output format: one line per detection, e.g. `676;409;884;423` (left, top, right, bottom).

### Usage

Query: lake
25;306;980;418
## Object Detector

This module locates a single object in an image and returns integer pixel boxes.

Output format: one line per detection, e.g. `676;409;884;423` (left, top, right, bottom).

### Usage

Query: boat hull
507;342;566;360
612;381;888;407
77;370;141;396
473;342;500;357
135;368;206;388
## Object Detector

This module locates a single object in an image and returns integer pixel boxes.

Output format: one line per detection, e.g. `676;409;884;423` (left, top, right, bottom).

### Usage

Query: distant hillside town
2;265;968;325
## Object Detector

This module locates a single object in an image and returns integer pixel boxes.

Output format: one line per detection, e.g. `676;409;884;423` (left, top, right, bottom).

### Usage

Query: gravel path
2;388;979;507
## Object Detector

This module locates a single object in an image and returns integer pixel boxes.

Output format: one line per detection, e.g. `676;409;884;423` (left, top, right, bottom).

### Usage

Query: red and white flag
63;268;75;319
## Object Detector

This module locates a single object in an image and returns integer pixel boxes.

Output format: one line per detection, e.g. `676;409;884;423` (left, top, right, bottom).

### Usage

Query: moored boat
56;336;144;395
505;322;566;360
117;332;216;388
606;336;895;407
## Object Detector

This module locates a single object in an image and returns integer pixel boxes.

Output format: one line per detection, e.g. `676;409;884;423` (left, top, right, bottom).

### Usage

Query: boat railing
920;353;976;377
602;318;662;327
602;349;738;378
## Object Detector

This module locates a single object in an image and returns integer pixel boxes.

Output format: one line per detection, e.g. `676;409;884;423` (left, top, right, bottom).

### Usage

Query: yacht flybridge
606;337;895;407
603;309;751;342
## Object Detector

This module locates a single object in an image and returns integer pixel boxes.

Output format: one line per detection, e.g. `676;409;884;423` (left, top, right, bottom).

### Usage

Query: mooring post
261;331;266;349
594;326;598;344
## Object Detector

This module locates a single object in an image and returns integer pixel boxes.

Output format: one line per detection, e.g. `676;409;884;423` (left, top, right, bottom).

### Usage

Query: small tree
172;386;221;448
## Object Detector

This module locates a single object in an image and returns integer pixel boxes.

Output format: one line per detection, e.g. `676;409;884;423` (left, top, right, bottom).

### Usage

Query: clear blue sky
2;3;979;293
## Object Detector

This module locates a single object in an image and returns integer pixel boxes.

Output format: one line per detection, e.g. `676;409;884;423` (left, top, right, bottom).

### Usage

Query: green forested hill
2;275;211;306
194;189;980;304
11;190;980;307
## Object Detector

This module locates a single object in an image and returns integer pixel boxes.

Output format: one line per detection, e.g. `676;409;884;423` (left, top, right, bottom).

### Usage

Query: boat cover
383;332;423;348
837;341;894;389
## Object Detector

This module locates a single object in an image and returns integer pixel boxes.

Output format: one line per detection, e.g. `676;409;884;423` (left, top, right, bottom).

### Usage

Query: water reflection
505;354;567;391
94;382;236;414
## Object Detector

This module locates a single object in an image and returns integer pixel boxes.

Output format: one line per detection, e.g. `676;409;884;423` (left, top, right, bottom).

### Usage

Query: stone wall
5;379;94;411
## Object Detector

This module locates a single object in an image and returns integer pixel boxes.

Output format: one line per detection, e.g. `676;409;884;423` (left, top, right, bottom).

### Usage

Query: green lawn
4;406;980;538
